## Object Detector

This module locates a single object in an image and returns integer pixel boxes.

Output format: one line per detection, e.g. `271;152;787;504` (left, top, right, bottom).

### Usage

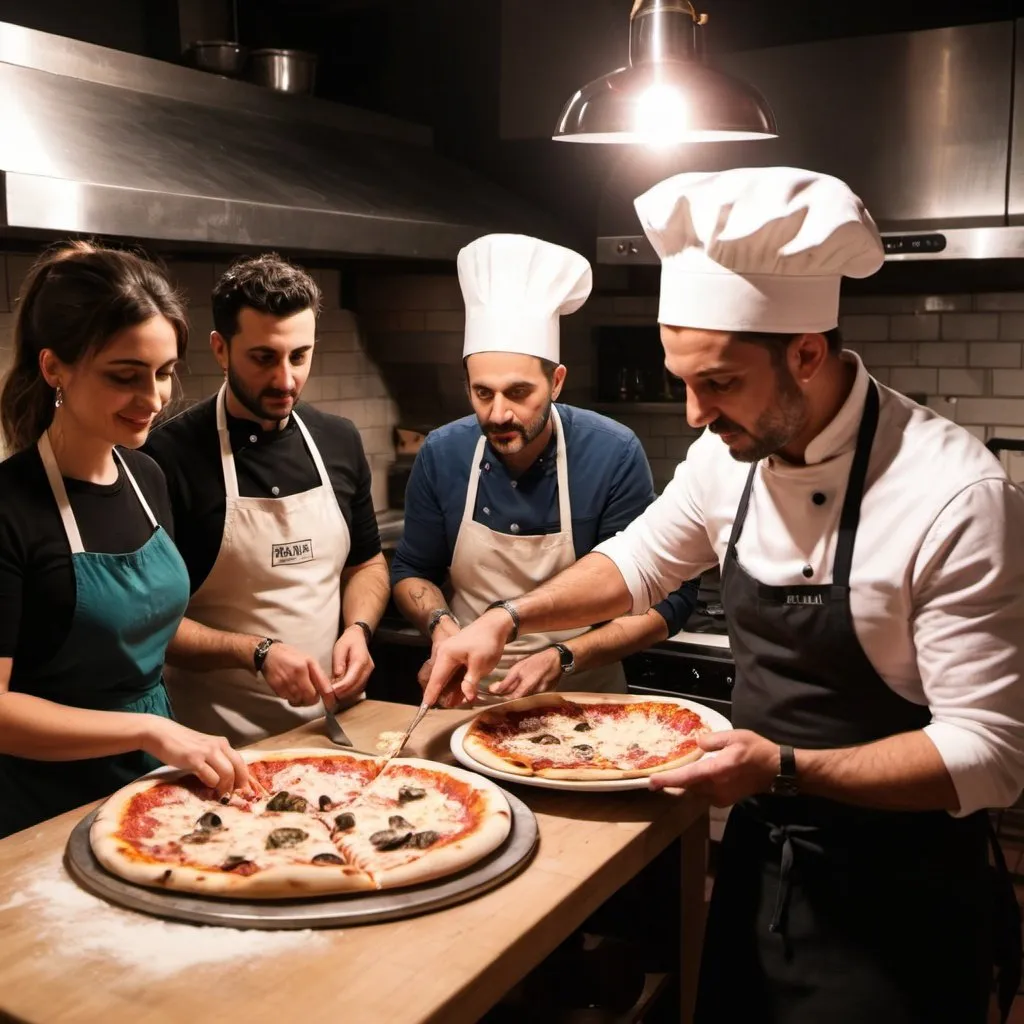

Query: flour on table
2;855;329;976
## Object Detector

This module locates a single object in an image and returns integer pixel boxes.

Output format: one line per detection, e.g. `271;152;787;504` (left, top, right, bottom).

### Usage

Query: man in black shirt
144;254;389;743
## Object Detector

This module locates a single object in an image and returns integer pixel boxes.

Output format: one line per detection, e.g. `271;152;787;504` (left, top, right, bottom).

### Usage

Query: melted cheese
497;706;694;767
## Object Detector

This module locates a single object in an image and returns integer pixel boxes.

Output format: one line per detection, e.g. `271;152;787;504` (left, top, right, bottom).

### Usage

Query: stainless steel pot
185;41;248;78
248;48;317;95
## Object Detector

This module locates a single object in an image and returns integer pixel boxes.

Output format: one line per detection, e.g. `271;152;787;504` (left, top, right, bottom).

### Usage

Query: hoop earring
54;386;64;409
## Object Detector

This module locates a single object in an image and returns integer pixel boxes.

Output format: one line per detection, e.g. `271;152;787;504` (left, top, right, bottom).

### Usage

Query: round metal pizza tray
450;694;732;792
63;788;538;930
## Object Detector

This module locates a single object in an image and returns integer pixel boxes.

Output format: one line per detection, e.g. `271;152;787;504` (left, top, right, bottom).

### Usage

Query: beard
483;399;552;456
711;369;809;463
227;365;297;425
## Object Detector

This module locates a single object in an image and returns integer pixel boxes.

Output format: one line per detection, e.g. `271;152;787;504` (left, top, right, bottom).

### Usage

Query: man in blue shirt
391;233;697;703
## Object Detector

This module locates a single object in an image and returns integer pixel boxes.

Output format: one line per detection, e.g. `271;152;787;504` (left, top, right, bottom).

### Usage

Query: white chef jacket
597;352;1024;816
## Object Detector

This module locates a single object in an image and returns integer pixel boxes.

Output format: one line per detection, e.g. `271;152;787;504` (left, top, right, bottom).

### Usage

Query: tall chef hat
458;233;592;363
634;167;885;335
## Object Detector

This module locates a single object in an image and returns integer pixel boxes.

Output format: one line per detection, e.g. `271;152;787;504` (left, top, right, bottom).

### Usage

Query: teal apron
0;436;190;838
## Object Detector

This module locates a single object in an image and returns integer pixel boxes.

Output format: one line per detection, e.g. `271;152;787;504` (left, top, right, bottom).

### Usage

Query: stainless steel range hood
0;21;565;259
597;19;1024;264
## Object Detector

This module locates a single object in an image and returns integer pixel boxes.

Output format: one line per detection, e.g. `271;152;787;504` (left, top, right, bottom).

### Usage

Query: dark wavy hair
211;253;321;342
0;241;189;453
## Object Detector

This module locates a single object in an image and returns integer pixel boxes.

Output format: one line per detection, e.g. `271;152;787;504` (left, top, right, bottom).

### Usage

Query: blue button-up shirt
390;404;697;633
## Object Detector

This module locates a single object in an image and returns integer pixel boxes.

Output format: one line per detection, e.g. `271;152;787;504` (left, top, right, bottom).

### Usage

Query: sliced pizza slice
325;759;512;890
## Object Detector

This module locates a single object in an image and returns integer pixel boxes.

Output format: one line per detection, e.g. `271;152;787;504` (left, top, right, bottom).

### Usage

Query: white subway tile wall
0;255;398;491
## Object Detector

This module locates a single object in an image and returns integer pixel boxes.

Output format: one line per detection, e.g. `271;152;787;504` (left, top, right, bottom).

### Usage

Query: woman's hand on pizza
648;729;777;806
424;610;509;707
489;647;562;700
140;716;256;799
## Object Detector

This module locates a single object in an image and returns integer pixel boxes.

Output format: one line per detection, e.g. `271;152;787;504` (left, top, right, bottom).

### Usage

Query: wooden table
0;700;709;1024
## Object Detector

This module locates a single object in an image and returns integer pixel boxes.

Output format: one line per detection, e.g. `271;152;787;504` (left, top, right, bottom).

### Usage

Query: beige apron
165;385;352;743
448;406;627;704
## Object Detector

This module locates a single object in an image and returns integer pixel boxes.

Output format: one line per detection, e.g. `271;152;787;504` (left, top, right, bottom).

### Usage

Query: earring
54;385;64;409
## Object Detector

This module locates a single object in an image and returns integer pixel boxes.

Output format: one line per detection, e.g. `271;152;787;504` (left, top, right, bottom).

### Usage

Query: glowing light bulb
634;83;689;147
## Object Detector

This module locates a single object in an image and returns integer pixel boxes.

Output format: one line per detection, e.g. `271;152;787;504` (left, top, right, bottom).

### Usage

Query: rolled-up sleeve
914;478;1024;815
596;433;720;614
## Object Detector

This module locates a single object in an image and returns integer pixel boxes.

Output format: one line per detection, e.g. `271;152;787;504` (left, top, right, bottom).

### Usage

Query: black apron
697;382;1021;1024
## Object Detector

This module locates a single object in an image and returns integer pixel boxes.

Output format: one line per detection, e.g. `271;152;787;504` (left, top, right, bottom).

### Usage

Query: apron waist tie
767;822;819;937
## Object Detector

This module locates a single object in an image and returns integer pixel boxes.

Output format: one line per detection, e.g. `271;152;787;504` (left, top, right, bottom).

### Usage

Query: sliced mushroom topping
388;815;414;831
180;831;212;844
266;791;308;813
398;786;426;804
311;852;345;865
410;830;441;849
266;827;309;850
573;722;592;733
318;795;333;812
530;733;561;745
196;811;223;831
572;744;595;761
220;855;253;872
333;812;356;832
369;829;412;851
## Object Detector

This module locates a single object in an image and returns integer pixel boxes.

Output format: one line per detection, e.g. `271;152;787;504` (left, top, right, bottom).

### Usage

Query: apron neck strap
216;385;331;498
461;404;573;531
726;381;880;589
37;434;156;555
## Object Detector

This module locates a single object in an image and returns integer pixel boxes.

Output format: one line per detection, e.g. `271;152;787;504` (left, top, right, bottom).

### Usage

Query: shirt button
484;462;490;471
483;507;491;515
271;486;280;496
249;434;258;444
802;565;814;579
510;480;518;489
812;492;826;506
510;523;520;534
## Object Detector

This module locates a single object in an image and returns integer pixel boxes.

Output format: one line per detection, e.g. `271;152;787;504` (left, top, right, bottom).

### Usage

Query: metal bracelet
486;599;520;643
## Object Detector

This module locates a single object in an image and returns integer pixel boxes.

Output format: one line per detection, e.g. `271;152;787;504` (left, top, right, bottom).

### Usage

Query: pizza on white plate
90;748;511;899
462;693;714;781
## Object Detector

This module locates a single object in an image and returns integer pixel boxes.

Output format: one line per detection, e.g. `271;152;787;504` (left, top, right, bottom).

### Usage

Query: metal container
185;40;248;78
248;48;317;95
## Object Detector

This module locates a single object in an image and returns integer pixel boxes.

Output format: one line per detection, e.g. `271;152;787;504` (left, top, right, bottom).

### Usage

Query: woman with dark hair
0;241;253;837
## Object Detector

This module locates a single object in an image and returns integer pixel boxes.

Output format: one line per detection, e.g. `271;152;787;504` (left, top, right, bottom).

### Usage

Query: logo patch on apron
786;593;824;606
271;540;314;566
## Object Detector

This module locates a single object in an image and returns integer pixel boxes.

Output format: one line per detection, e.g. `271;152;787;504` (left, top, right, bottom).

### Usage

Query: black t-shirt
0;446;175;677
142;396;381;594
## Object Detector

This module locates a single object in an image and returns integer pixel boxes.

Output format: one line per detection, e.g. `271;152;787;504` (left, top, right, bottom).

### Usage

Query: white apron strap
37;435;156;554
214;384;241;499
550;405;572;532
38;433;84;555
290;410;332;490
462;434;488;523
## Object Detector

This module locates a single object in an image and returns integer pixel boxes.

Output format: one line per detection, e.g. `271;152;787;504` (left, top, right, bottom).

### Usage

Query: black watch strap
770;743;799;797
552;642;575;675
350;620;373;645
253;637;280;674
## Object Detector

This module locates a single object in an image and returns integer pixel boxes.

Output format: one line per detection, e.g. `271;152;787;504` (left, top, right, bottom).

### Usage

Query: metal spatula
320;692;355;747
386;699;431;760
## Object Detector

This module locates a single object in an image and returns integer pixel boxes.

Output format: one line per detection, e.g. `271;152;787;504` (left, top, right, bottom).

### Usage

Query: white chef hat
458;233;592;363
634;167;885;335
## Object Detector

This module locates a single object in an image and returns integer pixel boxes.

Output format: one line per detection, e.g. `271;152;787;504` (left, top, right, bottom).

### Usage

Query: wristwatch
350;620;373;645
253;637;280;674
769;744;799;797
426;608;459;638
551;642;575;675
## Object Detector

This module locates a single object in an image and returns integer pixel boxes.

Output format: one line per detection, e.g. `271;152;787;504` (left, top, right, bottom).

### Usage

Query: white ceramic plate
449;693;732;792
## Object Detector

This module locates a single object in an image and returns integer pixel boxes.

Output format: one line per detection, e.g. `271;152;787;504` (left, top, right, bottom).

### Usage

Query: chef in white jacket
425;167;1024;1023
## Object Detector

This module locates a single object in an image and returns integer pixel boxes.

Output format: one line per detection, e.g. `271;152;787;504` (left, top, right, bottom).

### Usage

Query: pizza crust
90;749;513;899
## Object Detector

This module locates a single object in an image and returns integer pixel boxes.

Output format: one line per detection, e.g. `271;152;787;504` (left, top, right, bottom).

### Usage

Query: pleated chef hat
634;167;885;335
458;234;592;363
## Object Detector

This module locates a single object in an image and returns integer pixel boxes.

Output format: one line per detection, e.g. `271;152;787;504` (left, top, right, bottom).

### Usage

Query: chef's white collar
793;350;871;468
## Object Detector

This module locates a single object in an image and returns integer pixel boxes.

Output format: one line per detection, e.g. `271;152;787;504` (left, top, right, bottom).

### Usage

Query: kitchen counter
0;699;709;1024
